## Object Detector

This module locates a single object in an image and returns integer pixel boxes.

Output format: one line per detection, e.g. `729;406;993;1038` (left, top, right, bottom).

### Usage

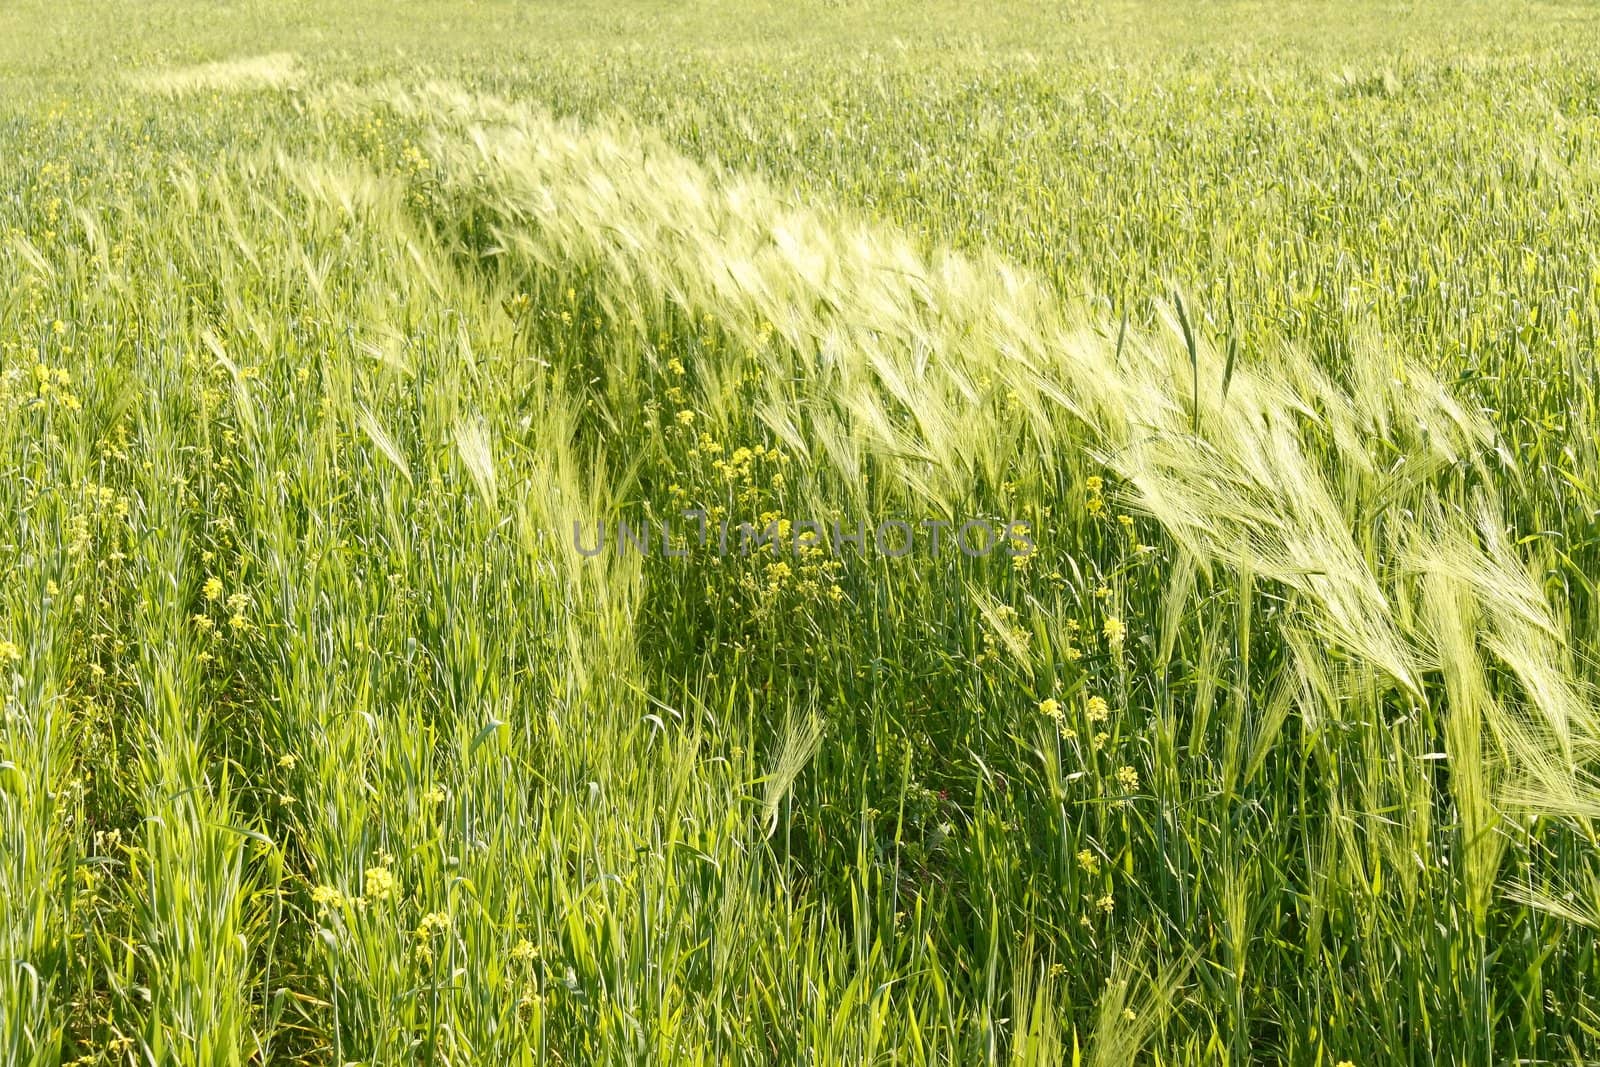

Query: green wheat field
5;1;1600;1063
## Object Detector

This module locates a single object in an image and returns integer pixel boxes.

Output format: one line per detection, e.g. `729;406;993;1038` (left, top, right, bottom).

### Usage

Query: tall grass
4;3;1600;1062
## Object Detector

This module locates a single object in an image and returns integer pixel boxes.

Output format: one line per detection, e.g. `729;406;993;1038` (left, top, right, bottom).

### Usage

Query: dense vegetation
4;2;1600;1063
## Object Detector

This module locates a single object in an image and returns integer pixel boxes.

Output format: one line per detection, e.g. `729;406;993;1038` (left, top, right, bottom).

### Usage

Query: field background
5;1;1600;1064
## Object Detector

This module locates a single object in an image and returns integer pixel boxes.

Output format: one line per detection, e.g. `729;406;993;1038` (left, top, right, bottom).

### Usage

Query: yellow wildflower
364;866;398;902
310;885;345;908
1103;616;1126;649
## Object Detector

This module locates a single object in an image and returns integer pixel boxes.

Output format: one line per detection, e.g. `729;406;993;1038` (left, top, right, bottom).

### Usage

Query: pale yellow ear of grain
452;413;498;512
8;233;56;280
356;405;412;486
760;713;825;838
133;53;302;95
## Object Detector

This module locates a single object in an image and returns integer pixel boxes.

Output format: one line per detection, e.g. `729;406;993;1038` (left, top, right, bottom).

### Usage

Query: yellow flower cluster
1085;475;1106;517
683;433;792;510
63;483;132;558
736;549;845;614
1102;615;1126;651
194;575;253;644
33;363;81;410
310;854;402;911
1061;617;1083;662
364;865;399;902
1038;696;1077;739
310;885;345;908
398;139;432;174
412;911;451;962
